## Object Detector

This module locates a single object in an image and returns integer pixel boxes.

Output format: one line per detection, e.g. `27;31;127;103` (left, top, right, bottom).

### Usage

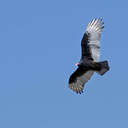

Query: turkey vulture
68;18;109;94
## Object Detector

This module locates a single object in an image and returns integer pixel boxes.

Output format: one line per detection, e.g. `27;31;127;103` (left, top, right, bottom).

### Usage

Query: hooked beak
75;62;80;66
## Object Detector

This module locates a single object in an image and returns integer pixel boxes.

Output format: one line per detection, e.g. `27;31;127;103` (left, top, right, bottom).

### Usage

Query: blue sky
0;0;128;127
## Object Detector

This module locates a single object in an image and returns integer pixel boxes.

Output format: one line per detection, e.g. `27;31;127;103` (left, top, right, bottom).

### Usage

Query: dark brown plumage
68;18;109;94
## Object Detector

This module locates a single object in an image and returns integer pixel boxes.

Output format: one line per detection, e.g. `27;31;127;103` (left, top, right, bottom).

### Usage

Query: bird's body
68;18;110;94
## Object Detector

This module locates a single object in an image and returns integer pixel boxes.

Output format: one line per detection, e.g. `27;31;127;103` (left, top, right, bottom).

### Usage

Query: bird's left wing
86;18;104;61
81;18;104;61
68;67;94;94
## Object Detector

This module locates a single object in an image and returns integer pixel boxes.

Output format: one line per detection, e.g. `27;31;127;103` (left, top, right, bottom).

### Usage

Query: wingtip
69;83;84;94
99;17;103;21
86;17;104;33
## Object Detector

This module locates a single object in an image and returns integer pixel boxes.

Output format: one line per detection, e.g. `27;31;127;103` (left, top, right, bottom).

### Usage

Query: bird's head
75;60;83;66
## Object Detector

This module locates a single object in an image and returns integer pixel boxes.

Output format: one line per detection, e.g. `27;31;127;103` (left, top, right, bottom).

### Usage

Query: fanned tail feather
97;61;110;75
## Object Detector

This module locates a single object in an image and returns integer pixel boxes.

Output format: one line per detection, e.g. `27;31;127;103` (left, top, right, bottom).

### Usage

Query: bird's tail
97;61;109;75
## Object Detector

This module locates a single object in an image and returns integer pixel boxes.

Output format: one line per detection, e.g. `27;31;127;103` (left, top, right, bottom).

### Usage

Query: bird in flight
68;18;110;94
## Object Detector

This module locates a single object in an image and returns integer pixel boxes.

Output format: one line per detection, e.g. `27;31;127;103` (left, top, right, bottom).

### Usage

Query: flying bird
68;18;110;94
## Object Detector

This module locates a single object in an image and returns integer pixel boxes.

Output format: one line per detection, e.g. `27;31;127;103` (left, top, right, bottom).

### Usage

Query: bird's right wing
69;67;94;94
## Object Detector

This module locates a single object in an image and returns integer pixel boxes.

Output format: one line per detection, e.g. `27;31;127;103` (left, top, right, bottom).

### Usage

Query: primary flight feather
68;18;110;94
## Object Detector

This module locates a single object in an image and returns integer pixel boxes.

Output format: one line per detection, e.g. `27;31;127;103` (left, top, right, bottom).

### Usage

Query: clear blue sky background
0;0;128;128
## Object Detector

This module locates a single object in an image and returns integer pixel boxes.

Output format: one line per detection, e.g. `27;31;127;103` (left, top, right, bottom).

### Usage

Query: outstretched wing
81;32;93;60
68;67;94;94
81;18;104;61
